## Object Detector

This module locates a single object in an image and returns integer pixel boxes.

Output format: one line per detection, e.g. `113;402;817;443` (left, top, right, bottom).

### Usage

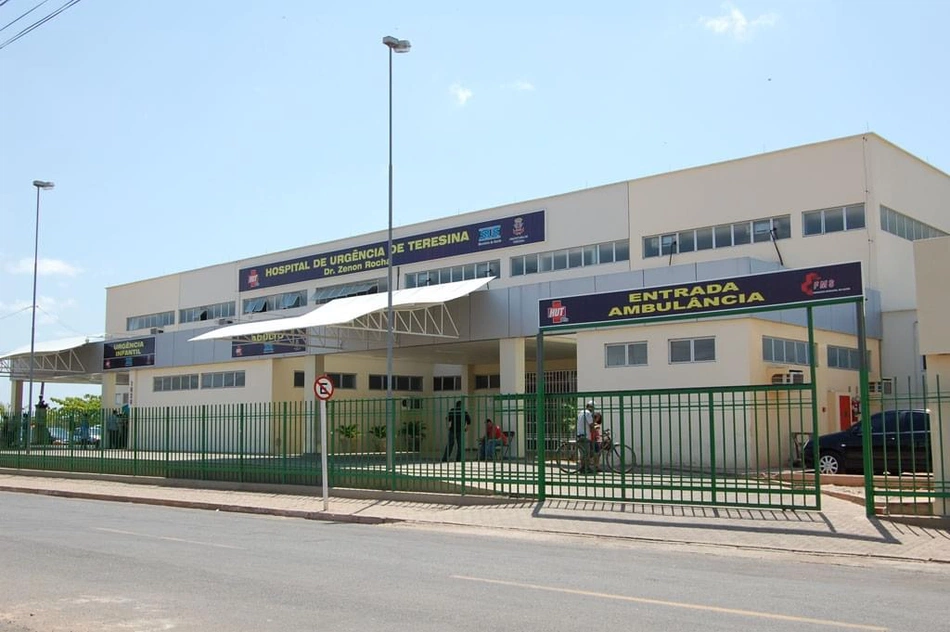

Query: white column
303;354;326;454
10;379;24;415
499;337;526;458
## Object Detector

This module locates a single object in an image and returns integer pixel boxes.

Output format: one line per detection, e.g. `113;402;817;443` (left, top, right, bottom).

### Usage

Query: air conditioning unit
149;328;164;335
771;370;805;385
217;318;234;325
868;378;894;395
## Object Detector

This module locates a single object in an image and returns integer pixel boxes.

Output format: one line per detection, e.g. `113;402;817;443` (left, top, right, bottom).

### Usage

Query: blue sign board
539;262;864;330
239;209;545;291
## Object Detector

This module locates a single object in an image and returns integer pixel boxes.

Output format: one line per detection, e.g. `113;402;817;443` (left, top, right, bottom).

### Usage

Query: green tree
0;402;9;419
50;395;102;415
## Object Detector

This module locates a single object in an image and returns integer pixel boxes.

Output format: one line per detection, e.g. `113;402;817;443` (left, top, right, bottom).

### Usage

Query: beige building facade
79;133;949;438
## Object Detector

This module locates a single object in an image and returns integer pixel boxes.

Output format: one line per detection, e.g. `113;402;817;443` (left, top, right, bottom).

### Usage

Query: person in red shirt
477;418;508;460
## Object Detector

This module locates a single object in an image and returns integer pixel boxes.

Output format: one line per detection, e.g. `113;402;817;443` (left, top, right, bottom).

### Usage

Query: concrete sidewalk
2;470;949;565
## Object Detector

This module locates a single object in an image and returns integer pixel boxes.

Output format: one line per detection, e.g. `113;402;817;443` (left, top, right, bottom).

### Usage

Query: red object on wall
838;395;854;431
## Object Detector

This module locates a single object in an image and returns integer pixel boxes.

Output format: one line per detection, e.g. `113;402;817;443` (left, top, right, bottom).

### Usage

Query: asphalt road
0;493;946;632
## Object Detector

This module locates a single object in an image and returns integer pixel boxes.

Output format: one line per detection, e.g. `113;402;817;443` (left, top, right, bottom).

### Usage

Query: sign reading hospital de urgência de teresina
539;262;864;329
238;210;545;291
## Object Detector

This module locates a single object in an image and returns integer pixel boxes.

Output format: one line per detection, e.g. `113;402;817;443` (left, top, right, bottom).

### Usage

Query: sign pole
313;374;335;513
320;398;329;512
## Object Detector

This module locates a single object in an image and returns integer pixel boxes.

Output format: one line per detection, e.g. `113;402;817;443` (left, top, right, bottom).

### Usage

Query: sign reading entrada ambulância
539;262;864;329
239;210;545;292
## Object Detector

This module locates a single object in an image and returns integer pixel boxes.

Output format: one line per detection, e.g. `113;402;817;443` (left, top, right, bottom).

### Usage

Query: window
474;374;501;389
153;374;199;392
312;282;379;305
802;203;865;236
605;342;648;367
180;301;235;324
762;336;811;366
242;290;308;314
643;215;790;259
510;241;629;277
405;259;500;287
669;337;716;364
880;205;947;242
127;311;175;331
827;345;869;371
433;375;462;391
201;371;246;389
293;371;305;388
326;372;356;389
368;374;423;391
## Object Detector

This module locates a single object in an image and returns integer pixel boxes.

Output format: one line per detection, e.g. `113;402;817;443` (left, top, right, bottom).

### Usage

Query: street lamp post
27;180;54;451
382;35;410;470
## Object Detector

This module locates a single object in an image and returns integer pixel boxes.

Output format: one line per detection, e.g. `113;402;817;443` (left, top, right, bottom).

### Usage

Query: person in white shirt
576;400;596;474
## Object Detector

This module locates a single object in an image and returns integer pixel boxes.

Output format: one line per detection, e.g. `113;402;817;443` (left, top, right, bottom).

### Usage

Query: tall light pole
382;35;410;469
27;180;54;450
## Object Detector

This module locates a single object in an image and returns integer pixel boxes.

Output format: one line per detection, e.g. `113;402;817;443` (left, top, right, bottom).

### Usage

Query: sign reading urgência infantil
539;262;864;329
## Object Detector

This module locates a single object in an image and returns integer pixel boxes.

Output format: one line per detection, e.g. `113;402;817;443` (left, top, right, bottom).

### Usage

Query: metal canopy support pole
536;330;546;501
807;306;821;510
856;298;874;517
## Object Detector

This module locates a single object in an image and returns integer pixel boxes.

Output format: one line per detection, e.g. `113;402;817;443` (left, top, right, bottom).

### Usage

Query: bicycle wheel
604;444;636;473
556;441;582;474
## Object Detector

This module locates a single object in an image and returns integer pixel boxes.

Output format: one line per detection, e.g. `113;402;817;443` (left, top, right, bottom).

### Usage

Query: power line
0;306;32;321
0;0;52;35
0;0;81;51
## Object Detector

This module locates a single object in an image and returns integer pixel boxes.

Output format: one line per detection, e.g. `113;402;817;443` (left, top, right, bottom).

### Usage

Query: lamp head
382;35;411;53
32;180;54;190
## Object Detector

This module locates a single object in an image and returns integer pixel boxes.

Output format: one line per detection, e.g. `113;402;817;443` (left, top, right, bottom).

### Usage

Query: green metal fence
861;377;950;517
0;382;822;510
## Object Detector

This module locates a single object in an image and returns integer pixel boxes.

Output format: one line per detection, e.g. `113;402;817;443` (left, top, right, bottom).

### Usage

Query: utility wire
0;0;52;35
0;306;32;321
35;304;88;336
0;0;81;51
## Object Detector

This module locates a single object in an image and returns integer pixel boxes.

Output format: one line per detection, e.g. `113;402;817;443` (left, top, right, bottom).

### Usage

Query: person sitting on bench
477;418;508;461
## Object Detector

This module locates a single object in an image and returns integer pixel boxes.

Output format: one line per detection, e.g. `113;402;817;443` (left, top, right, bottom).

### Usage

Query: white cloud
6;257;82;277
505;80;535;92
449;82;473;106
700;3;778;40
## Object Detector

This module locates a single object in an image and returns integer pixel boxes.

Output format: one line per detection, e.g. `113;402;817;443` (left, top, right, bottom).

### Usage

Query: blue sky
1;0;947;404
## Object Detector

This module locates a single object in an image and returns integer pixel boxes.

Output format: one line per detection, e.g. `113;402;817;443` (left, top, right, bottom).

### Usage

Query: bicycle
554;428;636;474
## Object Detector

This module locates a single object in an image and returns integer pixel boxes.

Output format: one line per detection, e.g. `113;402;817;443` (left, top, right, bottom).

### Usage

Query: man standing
441;400;471;462
576;400;595;473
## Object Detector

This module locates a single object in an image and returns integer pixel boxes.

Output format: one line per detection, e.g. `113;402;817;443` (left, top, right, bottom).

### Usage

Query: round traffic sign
313;375;335;401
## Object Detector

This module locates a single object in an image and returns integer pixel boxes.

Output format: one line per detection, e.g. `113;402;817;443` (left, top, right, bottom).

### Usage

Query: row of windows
404;260;499;289
880;205;947;242
433;375;463;391
643;215;790;259
293;372;358;389
474;374;501;389
180;301;236;324
827;345;868;371
763;336;812;366
368;374;424;392
607;338;869;371
313;282;381;306
605;338;716;366
153;371;245;392
510;240;629;277
243;290;307;314
802;203;865;235
127;311;175;332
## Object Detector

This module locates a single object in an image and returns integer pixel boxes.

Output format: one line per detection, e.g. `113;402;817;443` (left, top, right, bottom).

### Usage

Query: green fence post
239;403;246;483
201;405;208;480
281;401;288;485
536;331;546;501
708;390;717;506
807;306;821;510
164;407;170;478
856;299;874;517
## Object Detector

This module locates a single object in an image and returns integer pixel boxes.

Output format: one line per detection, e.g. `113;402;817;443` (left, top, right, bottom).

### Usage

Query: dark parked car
72;425;101;447
802;409;932;475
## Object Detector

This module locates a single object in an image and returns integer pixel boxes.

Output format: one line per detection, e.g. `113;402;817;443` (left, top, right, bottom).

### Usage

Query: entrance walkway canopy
190;276;495;343
0;336;104;384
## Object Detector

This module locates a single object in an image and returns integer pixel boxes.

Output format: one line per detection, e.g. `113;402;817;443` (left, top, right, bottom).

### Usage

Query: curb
0;485;398;526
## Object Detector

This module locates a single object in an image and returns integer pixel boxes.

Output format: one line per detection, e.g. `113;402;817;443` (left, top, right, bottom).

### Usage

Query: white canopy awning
190;276;494;343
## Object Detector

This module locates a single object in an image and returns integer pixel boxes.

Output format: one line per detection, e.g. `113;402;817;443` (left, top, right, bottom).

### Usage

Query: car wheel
818;452;842;475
